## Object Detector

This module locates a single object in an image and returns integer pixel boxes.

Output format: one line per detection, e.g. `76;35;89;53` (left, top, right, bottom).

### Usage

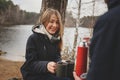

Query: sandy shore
0;58;24;80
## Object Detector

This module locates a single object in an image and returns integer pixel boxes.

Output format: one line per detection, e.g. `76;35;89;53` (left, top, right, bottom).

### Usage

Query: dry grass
0;58;24;80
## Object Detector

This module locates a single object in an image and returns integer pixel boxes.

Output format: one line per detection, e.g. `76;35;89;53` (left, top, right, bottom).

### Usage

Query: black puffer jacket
21;25;62;80
87;0;120;80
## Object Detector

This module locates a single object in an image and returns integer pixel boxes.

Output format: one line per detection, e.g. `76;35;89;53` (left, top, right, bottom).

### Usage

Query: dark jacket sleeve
55;51;61;62
25;34;49;74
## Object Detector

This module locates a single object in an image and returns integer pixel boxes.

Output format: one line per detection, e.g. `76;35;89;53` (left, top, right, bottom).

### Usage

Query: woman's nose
53;22;57;27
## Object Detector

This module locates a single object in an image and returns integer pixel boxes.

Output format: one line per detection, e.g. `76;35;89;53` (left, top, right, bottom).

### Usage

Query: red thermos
75;42;88;80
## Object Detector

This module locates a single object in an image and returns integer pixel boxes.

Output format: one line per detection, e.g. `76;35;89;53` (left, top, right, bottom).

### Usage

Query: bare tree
40;0;68;24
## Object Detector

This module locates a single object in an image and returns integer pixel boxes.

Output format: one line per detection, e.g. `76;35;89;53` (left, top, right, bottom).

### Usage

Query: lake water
0;25;91;61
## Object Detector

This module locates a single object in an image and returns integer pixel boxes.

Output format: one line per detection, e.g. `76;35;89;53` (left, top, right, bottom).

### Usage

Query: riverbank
0;58;24;80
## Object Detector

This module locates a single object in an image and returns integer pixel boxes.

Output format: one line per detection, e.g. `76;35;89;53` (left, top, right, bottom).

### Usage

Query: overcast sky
11;0;107;18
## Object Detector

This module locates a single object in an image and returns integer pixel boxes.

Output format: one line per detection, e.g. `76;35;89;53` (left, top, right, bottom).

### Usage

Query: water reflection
0;25;90;61
0;25;33;61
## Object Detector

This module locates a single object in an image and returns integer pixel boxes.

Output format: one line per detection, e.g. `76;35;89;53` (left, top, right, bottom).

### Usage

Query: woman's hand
47;61;57;74
73;71;81;80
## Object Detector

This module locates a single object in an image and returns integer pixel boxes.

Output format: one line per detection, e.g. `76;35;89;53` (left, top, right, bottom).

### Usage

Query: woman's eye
49;20;59;24
56;21;59;24
49;21;54;23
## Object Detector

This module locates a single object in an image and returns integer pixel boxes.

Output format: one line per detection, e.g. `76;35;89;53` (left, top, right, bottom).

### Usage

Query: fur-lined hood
32;25;60;43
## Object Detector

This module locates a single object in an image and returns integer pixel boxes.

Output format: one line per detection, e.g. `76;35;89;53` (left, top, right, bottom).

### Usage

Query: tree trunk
40;0;68;25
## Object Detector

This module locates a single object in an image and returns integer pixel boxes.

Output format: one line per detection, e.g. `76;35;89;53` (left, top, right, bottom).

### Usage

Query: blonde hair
39;8;64;51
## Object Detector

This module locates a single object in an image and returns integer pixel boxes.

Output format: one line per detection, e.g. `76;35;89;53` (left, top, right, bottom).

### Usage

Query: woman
21;8;69;80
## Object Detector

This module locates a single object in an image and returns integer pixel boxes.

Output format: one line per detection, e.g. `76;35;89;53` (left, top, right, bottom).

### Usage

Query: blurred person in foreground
73;0;120;80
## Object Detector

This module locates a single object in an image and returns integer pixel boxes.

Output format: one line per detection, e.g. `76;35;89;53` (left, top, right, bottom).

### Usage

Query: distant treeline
0;0;39;26
65;11;99;28
80;16;99;28
0;0;98;27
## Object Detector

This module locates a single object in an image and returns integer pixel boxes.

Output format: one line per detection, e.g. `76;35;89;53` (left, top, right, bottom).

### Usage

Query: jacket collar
33;25;60;43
